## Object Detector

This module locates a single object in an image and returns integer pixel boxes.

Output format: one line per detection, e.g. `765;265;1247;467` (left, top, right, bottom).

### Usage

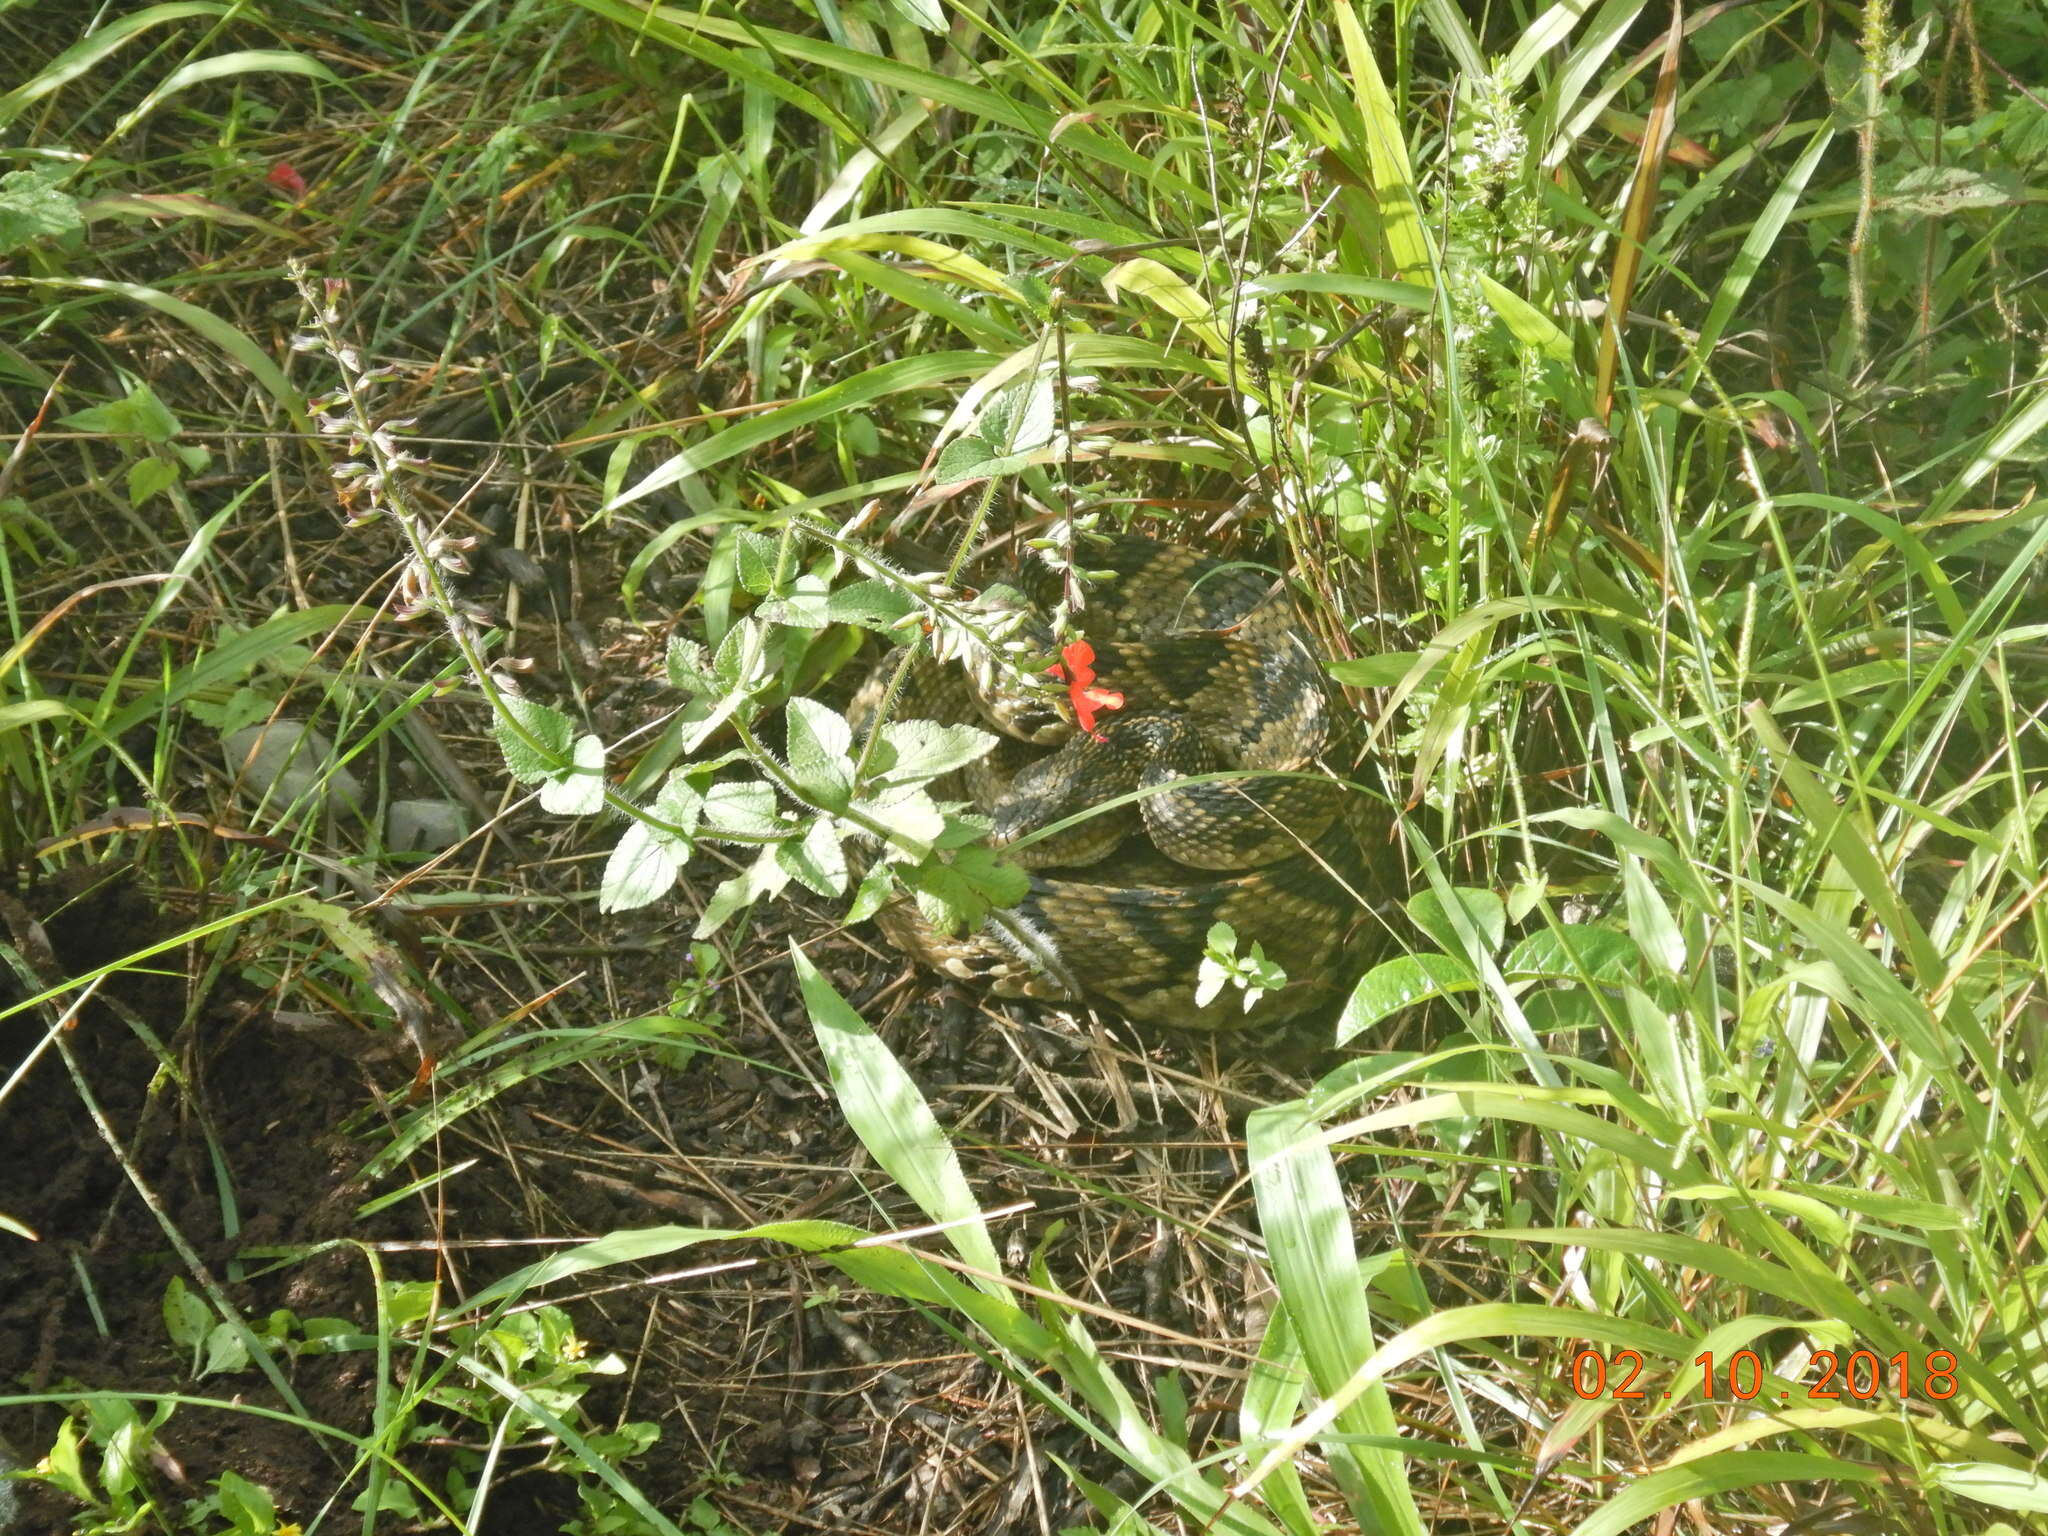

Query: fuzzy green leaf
694;844;792;936
778;815;849;897
601;772;704;913
906;844;1028;933
785;696;856;809
875;718;997;784
701;780;784;840
493;695;575;781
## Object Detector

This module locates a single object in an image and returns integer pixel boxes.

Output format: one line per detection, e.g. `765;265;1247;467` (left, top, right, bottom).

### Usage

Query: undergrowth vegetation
3;0;2047;1531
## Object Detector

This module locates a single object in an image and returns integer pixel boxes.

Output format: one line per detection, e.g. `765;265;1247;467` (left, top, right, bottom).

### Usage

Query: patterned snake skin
859;535;1359;1029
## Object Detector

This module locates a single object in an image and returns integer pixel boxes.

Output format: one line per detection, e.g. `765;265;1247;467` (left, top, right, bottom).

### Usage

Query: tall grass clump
4;0;2047;1529
455;0;2048;1530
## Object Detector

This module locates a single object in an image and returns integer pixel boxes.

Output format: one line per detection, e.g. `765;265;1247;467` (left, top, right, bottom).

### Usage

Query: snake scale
857;534;1359;1029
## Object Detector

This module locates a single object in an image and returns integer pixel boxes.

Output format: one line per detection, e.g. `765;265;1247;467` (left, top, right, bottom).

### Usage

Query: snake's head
983;686;1072;745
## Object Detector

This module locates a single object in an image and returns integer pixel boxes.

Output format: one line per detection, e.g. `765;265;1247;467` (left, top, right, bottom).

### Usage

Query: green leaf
1325;651;1427;687
63;382;182;441
790;943;1012;1292
905;845;1028;933
611;351;993;510
492;694;574;779
51;278;302;415
762;230;1023;300
0;4;232;129
694;843;793;936
119;49;338;134
1331;1;1432;279
757;575;918;631
127;456;180;507
1502;926;1641;984
36;1418;95;1505
162;1276;211;1352
1102;257;1229;354
1573;1452;1881;1536
0;167;82;252
1246;1102;1425;1534
1406;887;1507;954
495;696;606;815
731;530;783;595
215;1469;274;1534
852;782;947;856
601;771;704;913
538;733;605;814
845;862;897;924
1474;273;1574;364
665;635;714;693
777;815;849;897
874;718;996;783
1335;950;1482;1048
202;1322;251;1376
1927;1463;2048;1515
935;431;1034;483
785;697;855;809
701;780;784;839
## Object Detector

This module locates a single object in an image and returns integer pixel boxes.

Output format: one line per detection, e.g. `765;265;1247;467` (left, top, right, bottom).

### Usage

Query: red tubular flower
267;162;308;199
1047;639;1124;741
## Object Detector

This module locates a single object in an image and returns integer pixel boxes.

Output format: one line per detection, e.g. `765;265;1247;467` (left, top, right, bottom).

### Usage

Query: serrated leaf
733;530;784;595
936;373;1056;482
1887;166;2016;216
934;431;1038;484
932;811;992;849
979;374;1053;450
601;772;704;913
853;783;946;856
753;577;831;628
694;843;793;936
846;862;897;924
665;635;714;693
785;696;855;809
712;616;771;692
494;695;577;782
778;815;849;897
875;718;996;784
536;731;606;815
906;844;1028;934
702;780;784;839
678;623;769;752
757;575;918;632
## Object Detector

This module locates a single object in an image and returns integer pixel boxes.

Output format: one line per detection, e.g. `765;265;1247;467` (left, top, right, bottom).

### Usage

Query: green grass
4;0;2048;1529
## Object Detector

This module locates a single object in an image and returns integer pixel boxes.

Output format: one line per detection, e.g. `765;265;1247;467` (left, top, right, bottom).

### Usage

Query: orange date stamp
1571;1348;1959;1403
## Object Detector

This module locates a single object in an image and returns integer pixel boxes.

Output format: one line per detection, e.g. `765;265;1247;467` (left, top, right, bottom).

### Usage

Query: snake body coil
861;535;1358;1029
